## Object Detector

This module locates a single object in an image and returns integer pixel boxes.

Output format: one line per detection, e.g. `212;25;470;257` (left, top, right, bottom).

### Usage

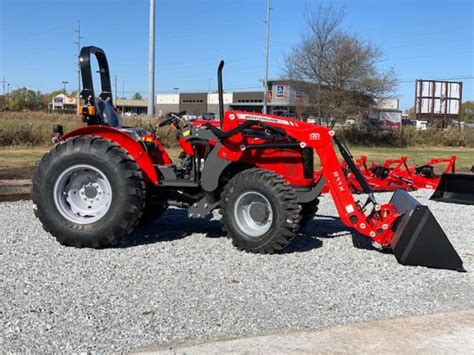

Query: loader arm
292;125;398;247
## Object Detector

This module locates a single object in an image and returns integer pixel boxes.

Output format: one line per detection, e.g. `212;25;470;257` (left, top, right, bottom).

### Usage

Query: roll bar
79;46;113;105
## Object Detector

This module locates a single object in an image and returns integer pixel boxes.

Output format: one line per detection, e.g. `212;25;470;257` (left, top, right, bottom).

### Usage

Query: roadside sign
277;85;284;97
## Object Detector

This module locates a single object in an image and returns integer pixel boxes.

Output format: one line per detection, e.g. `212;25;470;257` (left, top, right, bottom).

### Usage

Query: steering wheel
159;111;187;127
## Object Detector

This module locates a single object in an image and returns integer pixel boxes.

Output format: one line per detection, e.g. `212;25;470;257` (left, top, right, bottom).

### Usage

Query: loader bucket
429;173;474;205
388;190;465;271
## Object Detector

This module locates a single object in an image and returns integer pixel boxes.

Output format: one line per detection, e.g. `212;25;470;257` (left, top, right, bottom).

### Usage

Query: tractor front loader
32;46;464;271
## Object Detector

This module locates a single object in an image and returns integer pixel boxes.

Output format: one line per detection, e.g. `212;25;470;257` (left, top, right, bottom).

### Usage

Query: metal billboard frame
414;79;463;127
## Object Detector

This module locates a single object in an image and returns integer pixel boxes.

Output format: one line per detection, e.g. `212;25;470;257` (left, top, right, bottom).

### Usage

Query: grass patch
0;147;48;179
0;145;471;181
346;146;473;173
0;112;472;179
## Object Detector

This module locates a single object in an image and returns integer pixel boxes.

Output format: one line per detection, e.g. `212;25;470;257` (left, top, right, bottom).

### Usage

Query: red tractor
32;47;464;271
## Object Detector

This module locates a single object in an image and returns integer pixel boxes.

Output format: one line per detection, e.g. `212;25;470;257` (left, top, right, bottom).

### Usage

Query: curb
134;309;474;354
0;180;32;202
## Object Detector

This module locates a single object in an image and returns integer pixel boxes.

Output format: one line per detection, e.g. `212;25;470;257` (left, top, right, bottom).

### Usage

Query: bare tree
284;3;396;121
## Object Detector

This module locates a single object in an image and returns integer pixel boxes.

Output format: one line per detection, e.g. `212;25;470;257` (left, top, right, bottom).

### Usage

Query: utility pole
6;83;10;108
1;76;5;109
75;20;83;113
263;0;271;114
147;0;156;117
62;81;69;94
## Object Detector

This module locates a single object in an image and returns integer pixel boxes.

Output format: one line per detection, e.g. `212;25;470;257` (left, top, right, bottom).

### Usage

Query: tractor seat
95;98;121;128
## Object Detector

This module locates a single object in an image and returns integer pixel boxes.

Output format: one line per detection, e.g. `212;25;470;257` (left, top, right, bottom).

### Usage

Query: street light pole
62;81;69;94
263;0;271;114
75;20;83;114
147;0;156;117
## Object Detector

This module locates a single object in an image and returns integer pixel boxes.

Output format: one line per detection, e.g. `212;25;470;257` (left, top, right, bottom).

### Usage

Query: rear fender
61;126;159;184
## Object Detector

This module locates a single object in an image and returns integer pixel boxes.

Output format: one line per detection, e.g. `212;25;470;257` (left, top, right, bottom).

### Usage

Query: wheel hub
248;202;269;223
234;191;273;238
84;184;98;199
53;164;113;224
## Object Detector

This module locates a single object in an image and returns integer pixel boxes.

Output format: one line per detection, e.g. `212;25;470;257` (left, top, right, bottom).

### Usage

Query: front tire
32;136;146;248
221;168;301;253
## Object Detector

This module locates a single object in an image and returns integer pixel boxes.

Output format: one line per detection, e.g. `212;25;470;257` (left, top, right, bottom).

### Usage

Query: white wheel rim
234;191;273;238
53;164;113;224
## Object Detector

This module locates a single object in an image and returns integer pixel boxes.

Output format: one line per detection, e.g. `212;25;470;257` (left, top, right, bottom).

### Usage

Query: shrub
1;111;472;148
0;111;180;148
337;125;471;148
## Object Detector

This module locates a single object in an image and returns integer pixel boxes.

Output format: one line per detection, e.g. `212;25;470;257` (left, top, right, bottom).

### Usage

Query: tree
132;92;143;100
8;87;44;111
404;107;416;119
284;4;396;121
461;101;474;122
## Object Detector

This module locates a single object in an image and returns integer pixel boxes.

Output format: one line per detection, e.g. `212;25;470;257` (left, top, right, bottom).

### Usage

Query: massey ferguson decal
236;113;299;127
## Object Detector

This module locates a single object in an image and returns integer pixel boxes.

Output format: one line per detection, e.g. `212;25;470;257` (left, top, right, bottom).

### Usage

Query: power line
397;76;474;83
387;37;474;49
380;50;473;63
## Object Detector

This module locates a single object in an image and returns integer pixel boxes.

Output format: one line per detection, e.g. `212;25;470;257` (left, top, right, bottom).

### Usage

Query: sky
1;0;473;110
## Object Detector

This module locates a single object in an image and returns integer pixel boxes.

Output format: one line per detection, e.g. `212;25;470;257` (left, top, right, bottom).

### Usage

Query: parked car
183;114;198;122
402;118;416;127
414;120;429;130
201;112;216;120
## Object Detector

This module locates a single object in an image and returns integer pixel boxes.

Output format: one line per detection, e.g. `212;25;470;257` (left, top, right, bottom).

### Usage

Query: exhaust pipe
217;60;225;128
430;173;474;205
389;190;465;272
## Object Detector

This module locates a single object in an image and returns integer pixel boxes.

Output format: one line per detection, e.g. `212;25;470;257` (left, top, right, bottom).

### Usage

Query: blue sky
1;0;473;110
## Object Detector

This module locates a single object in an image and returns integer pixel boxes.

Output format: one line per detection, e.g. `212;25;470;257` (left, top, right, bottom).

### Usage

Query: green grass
346;146;473;173
0;145;471;180
0;147;48;170
0;112;472;177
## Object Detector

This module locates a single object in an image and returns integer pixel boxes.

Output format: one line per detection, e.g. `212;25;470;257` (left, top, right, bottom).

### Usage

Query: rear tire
220;168;301;253
32;136;146;248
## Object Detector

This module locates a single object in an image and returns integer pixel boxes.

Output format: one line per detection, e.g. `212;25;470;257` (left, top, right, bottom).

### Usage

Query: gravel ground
1;189;473;352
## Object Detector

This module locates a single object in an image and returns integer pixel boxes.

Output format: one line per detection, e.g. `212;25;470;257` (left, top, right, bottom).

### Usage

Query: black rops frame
79;46;113;106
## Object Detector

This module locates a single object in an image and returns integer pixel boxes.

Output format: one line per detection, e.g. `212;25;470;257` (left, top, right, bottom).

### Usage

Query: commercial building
51;94;77;111
115;99;148;115
155;79;309;119
368;98;402;130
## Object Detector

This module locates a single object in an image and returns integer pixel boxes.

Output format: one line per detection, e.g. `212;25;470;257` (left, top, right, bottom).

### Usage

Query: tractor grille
302;148;314;179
